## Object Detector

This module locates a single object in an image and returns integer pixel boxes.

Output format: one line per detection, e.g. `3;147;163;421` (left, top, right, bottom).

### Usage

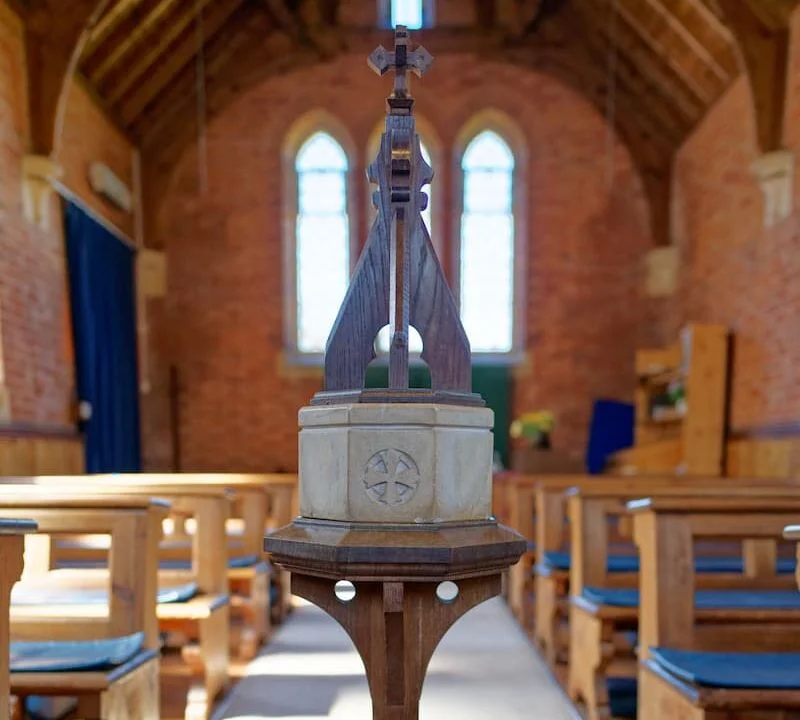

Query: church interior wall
0;0;135;427
662;8;800;438
152;52;654;471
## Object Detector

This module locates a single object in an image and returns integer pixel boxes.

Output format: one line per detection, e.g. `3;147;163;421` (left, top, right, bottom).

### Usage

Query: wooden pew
567;484;800;720
0;490;167;719
634;497;800;720
5;479;232;720
97;473;275;657
533;475;800;666
54;472;298;628
0;518;36;720
493;473;537;626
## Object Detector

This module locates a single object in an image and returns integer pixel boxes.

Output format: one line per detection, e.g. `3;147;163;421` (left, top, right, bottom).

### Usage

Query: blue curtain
64;201;141;472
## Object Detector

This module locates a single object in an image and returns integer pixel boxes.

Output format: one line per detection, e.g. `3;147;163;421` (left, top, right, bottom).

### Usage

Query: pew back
631;496;800;658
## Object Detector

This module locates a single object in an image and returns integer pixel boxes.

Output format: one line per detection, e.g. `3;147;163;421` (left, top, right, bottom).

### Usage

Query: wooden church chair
634;496;800;720
6;479;232;720
568;486;800;720
0;489;167;720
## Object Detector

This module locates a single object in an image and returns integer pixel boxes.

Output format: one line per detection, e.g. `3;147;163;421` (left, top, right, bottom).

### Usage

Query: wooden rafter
641;0;730;83
105;0;217;106
612;0;715;104
83;0;144;58
120;0;247;126
88;0;183;86
715;0;797;152
25;0;113;154
576;0;706;122
137;4;275;144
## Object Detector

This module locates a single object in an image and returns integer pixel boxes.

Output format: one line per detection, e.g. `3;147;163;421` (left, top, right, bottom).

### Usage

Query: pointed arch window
459;130;516;354
294;132;350;354
379;0;432;29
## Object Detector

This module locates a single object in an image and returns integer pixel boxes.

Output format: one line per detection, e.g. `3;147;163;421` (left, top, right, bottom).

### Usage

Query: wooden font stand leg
292;573;501;720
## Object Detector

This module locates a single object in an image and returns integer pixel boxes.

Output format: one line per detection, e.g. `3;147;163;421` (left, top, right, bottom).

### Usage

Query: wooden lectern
266;26;526;720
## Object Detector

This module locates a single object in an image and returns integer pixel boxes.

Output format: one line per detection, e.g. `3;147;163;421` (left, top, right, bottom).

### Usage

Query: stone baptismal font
266;25;526;720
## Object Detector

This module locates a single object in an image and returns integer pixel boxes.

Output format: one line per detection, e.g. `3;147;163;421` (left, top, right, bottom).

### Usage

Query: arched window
294;132;350;353
379;0;432;29
459;130;516;354
391;0;423;28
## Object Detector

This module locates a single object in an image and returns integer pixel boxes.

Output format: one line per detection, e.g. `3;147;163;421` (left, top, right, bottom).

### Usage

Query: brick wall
663;10;800;433
0;0;134;426
152;53;654;471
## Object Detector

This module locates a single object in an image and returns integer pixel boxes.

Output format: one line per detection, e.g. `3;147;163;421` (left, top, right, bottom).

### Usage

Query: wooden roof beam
120;0;247;127
83;0;144;59
88;0;182;86
715;0;798;152
641;0;730;83
104;0;217;105
567;5;695;138
609;0;715;105
25;0;114;155
575;0;706;123
137;5;274;146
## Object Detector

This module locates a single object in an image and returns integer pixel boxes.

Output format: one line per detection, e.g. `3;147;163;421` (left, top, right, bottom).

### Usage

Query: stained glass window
460;131;515;353
391;0;423;28
295;132;350;353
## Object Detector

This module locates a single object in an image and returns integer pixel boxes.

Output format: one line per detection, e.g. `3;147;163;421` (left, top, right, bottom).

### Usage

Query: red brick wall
0;1;135;426
664;11;800;432
153;53;654;471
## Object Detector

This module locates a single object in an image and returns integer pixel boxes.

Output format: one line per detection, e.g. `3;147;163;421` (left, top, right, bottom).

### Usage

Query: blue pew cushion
158;553;261;571
10;632;144;673
607;677;637;718
542;551;639;573
12;581;198;606
583;587;800;610
650;647;800;690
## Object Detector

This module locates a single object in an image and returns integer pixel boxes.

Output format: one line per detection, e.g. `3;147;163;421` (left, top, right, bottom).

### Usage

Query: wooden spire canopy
312;26;483;408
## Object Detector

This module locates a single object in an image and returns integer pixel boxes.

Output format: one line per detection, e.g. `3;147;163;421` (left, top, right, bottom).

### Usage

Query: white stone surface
299;403;494;523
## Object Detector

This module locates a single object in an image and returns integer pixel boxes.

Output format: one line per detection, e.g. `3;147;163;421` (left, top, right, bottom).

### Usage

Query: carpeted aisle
213;597;579;720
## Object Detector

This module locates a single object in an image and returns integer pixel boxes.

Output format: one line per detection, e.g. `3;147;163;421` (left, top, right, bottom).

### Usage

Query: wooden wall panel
0;428;84;476
726;437;800;479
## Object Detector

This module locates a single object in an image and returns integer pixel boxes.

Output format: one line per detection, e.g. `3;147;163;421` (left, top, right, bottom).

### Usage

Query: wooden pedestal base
292;572;500;720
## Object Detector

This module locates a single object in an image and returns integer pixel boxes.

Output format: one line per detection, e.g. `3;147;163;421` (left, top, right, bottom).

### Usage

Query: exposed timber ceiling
19;0;800;243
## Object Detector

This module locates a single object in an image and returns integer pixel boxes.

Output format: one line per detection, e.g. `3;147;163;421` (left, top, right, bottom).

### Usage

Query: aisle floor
213;597;579;719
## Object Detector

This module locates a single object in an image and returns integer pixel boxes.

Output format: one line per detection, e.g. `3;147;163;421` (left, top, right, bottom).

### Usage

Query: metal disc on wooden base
265;25;525;720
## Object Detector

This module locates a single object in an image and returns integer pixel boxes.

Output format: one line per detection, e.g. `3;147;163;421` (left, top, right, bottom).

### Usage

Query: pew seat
10;633;146;672
542;551;795;574
640;650;800;718
12;649;159;720
580;586;800;611
12;574;199;607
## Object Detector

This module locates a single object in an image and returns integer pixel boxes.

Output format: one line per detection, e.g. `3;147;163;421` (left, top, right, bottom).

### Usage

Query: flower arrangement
510;410;556;450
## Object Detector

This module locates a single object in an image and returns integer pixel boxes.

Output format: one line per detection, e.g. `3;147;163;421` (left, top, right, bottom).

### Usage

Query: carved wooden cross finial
368;25;433;108
313;26;479;407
